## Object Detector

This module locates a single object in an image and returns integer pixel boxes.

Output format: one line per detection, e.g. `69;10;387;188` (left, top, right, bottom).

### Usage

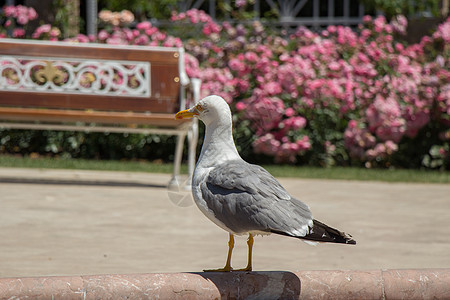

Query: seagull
175;95;356;272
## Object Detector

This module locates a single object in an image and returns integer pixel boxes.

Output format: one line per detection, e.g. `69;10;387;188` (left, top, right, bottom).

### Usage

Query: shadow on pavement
0;176;167;188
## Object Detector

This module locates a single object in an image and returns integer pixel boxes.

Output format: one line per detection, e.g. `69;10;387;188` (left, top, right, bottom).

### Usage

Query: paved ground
0;167;449;278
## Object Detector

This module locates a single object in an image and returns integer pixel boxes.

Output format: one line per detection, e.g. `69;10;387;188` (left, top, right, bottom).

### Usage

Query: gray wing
200;159;313;236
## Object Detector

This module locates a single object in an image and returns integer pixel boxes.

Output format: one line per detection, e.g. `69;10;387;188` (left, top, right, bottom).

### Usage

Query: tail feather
270;220;356;245
304;220;356;244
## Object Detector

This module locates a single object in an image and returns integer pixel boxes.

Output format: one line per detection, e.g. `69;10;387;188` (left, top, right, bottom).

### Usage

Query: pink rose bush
32;24;61;40
169;11;449;168
0;5;37;38
70;17;183;47
1;5;449;169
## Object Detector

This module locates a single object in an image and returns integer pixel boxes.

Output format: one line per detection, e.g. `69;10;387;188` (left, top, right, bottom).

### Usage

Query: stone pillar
86;0;98;37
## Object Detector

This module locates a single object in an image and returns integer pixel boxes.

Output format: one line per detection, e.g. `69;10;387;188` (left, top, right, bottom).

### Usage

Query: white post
186;78;202;188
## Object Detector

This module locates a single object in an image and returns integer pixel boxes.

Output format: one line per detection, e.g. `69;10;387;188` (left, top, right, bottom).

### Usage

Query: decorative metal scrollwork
0;56;151;97
35;61;65;84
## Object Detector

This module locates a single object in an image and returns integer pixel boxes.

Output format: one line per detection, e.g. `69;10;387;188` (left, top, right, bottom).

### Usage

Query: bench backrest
0;38;189;113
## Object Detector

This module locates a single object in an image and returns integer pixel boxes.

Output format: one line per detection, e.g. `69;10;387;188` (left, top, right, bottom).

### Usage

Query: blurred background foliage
361;0;441;19
0;130;179;162
0;0;448;170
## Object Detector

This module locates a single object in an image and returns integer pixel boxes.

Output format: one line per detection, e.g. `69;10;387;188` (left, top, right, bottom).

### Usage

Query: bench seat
0;107;191;128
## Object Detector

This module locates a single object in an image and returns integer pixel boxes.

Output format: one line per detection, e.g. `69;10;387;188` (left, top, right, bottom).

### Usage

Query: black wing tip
309;220;356;245
335;230;356;245
269;228;356;245
268;220;357;245
304;232;357;245
343;235;357;245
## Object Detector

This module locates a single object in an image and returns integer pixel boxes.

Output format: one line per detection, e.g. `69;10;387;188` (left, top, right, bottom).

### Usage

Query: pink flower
134;34;149;45
12;28;25;38
32;24;51;38
98;30;109;41
348;120;358;129
253;133;280;156
136;21;152;30
365;141;399;160
106;36;127;45
281;116;307;130
171;12;184;21
145;27;158;36
297;136;311;150
285;107;295;117
328;61;340;71
404;110;430;138
244;51;258;62
185;53;201;78
203;21;221;35
362;15;372;23
237;78;250;92
27;7;37;20
228;58;246;72
236;0;247;8
123;28;133;41
16;15;28;25
391;15;407;35
6;5;37;25
264;82;282;95
3;6;16;17
373;15;387;33
154;32;166;41
366;95;406;142
433;18;450;42
245;96;285;133
325;141;336;153
235;102;246;111
75;34;89;43
385;141;398;153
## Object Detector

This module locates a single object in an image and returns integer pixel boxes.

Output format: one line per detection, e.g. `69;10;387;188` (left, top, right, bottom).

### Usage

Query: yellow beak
175;109;198;120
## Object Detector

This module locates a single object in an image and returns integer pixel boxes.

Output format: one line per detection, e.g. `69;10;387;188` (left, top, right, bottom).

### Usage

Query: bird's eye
196;104;204;112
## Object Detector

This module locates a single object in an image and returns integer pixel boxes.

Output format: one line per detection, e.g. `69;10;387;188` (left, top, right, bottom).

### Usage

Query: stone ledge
0;269;448;299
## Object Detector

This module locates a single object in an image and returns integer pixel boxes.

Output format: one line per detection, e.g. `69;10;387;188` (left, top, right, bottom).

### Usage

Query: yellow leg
204;233;234;272
234;233;254;272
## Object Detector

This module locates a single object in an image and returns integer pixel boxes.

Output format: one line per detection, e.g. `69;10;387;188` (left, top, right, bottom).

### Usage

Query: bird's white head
175;95;232;126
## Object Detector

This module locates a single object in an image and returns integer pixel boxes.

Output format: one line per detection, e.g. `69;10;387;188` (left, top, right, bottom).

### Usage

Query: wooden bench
0;38;199;187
